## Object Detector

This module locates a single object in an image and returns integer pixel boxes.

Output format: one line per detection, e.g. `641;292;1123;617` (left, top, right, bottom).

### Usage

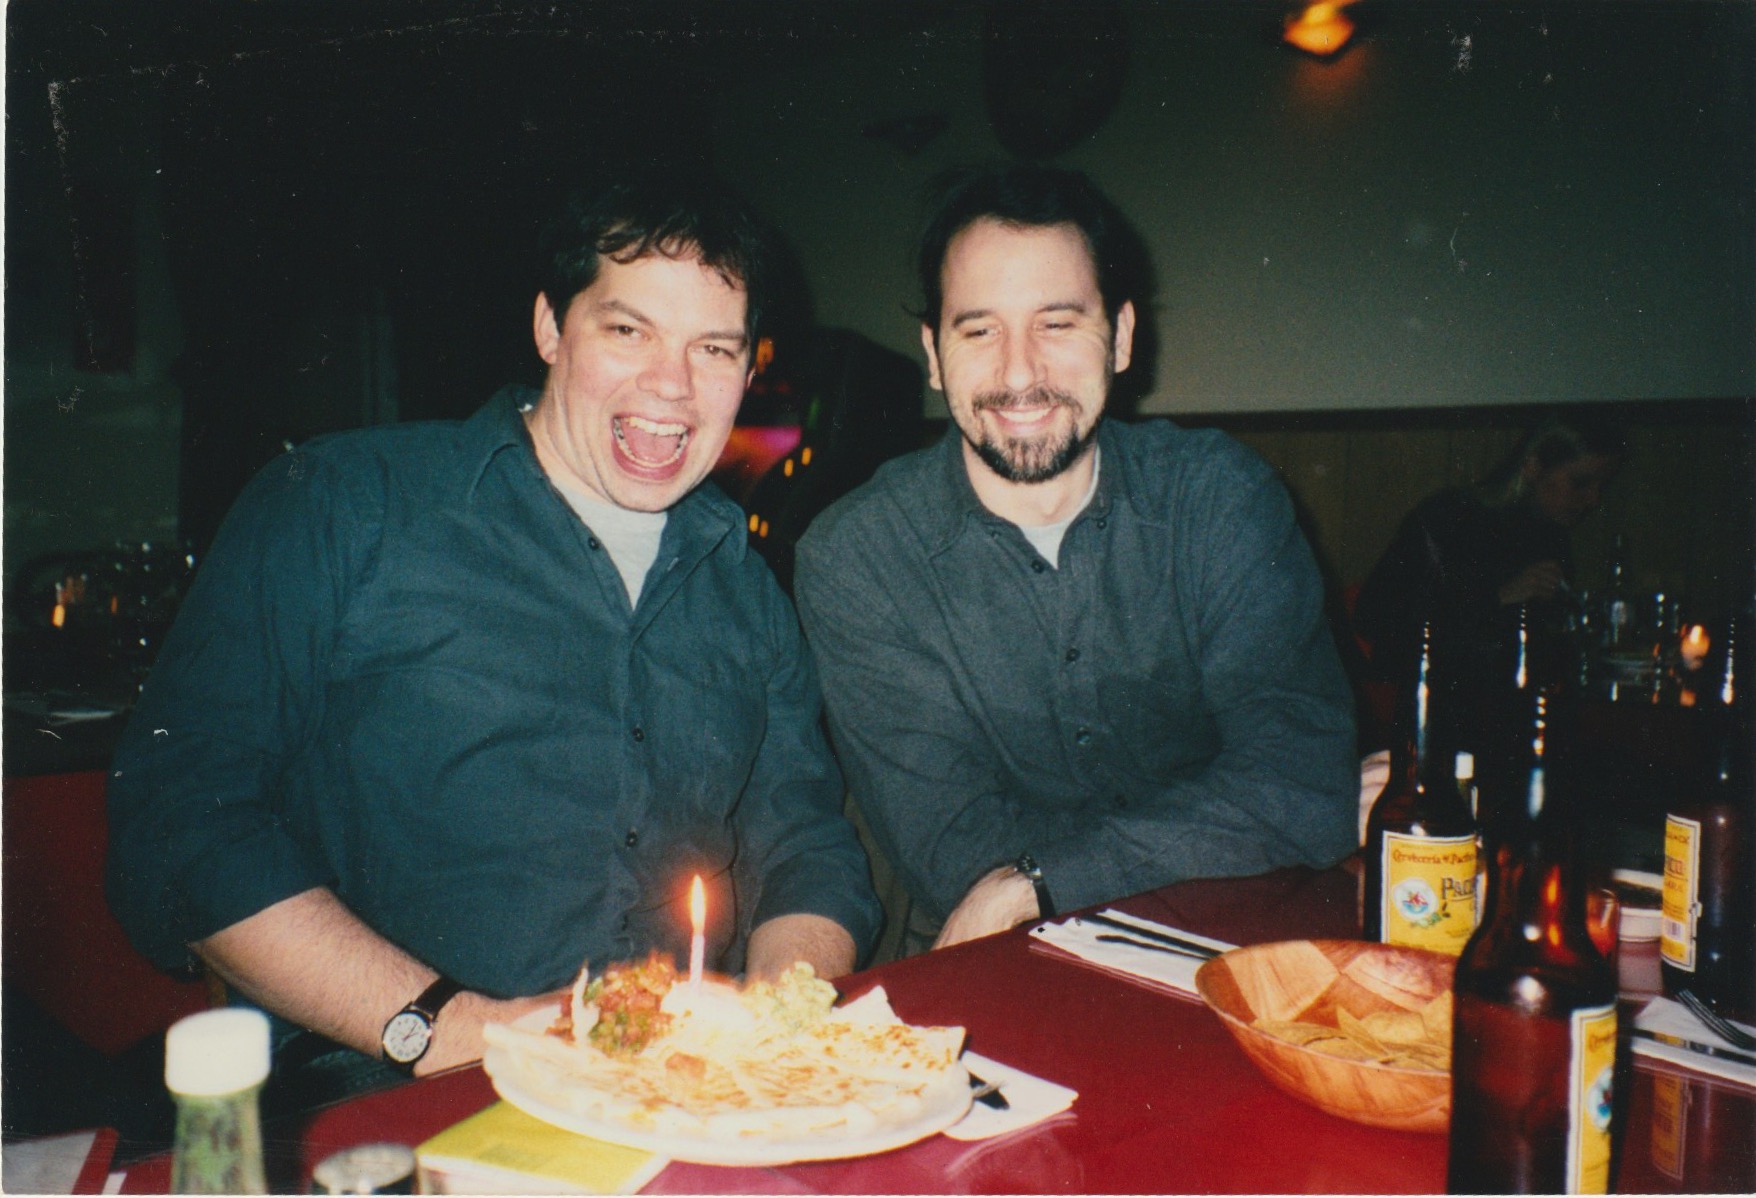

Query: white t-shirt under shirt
553;481;668;606
1015;448;1101;569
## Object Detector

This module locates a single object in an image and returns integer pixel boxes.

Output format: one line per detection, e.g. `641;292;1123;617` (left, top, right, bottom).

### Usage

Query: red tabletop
119;866;1756;1193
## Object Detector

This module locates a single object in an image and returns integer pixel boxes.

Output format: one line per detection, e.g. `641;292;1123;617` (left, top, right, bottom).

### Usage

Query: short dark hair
916;164;1136;329
539;168;775;346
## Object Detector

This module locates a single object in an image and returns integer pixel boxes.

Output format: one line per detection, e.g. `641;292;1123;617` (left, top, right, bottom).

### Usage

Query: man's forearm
195;888;557;1075
745;912;857;981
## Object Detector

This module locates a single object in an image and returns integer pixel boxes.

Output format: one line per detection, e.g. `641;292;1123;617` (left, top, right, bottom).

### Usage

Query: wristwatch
380;975;465;1074
1013;853;1056;919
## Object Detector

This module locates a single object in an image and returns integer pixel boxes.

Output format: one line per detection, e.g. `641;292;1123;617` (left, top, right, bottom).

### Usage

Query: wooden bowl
1195;939;1455;1133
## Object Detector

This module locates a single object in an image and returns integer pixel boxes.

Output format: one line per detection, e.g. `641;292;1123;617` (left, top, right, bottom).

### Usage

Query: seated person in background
1352;414;1627;705
107;170;880;1102
794;165;1358;952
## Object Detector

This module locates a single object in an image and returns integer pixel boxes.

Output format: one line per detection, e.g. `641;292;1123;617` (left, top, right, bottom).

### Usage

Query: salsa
584;953;677;1057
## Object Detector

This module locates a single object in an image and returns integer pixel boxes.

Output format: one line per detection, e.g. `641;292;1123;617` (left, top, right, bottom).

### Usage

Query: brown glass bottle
1449;697;1620;1195
1660;621;1754;1021
1364;624;1478;951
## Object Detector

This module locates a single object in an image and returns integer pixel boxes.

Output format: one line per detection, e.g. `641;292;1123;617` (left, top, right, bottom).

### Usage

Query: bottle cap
165;1009;271;1096
1454;751;1475;779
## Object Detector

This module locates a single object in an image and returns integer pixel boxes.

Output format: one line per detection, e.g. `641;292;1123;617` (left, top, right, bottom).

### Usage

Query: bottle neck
1391;622;1442;790
1479;761;1589;937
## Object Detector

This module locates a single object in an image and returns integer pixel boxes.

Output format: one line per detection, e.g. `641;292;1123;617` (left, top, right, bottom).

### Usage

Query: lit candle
688;874;705;990
1681;624;1710;671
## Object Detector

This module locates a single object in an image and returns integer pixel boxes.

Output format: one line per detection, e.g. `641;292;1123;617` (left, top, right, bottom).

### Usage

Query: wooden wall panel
1212;402;1751;624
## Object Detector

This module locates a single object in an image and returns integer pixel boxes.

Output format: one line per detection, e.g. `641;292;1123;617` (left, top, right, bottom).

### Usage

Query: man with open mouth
107;169;879;1115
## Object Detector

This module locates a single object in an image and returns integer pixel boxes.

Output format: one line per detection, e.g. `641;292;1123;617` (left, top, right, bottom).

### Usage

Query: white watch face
382;1009;433;1064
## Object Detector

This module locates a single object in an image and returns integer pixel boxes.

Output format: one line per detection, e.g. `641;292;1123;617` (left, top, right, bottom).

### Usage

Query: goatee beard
968;387;1092;484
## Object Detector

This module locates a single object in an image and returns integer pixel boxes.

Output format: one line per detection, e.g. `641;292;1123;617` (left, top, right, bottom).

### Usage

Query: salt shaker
166;1008;271;1194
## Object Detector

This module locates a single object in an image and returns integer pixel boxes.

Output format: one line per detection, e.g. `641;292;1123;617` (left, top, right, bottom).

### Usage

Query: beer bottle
1602;535;1634;652
1660;620;1754;1020
1449;696;1620;1195
1363;623;1478;952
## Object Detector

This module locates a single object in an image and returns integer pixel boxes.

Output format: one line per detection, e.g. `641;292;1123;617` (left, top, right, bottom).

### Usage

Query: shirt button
1075;726;1093;746
631;725;645;742
588;535;602;550
625;829;639;847
1031;560;1047;574
1095;517;1108;530
1065;647;1081;663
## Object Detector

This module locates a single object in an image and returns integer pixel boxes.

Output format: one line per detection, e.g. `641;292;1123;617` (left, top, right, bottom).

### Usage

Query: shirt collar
923;419;1119;556
462;385;746;561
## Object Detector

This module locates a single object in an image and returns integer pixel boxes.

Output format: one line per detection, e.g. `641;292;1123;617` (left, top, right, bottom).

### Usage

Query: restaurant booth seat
3;769;214;1147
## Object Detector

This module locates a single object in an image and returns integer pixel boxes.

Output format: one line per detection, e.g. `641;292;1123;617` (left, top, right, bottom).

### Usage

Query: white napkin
1027;909;1235;998
945;1051;1078;1141
1633;996;1756;1090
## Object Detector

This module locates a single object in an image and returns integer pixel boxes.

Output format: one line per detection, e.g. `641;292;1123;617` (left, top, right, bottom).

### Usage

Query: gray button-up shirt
795;419;1357;923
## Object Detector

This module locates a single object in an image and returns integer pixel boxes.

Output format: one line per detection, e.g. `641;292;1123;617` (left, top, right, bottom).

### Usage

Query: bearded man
794;165;1356;951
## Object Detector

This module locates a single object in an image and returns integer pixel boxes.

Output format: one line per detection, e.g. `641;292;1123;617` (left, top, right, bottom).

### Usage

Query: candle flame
690;874;705;933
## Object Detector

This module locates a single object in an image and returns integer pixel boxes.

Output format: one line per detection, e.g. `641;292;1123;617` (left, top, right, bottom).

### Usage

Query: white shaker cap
165;1009;272;1096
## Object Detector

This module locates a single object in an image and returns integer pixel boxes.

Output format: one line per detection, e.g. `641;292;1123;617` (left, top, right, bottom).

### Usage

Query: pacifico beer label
1661;815;1702;970
1378;831;1477;953
1648;1072;1687;1182
1569;1003;1618;1194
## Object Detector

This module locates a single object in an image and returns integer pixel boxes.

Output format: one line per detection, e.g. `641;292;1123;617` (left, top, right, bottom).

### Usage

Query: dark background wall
6;0;1752;611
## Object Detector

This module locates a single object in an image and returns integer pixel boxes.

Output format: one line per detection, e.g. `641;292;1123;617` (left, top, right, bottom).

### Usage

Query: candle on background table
1681;624;1710;671
688;874;705;989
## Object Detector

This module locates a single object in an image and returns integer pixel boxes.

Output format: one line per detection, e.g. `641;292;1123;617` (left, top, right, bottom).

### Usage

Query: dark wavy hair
915;163;1139;330
539;168;775;346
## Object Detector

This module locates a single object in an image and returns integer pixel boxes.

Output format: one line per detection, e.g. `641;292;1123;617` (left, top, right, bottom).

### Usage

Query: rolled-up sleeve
106;449;367;969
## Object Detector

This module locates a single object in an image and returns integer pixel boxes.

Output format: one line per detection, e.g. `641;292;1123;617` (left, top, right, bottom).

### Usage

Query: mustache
972;386;1077;413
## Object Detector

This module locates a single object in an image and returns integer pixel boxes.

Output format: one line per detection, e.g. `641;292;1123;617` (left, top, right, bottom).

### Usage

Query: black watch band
380;975;465;1075
1014;853;1056;919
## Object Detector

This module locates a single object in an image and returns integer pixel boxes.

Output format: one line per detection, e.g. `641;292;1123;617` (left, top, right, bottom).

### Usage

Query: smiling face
527;249;752;513
924;219;1133;498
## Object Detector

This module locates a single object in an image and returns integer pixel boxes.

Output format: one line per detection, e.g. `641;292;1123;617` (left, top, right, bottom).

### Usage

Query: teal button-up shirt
108;387;879;995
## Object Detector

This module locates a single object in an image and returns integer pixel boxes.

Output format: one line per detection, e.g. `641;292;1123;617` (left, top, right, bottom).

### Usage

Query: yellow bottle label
1647;1072;1687;1181
1378;831;1477;953
1569;1003;1618;1194
1661;815;1702;970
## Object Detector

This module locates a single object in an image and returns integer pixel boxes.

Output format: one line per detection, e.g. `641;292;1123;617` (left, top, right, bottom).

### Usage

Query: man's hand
1497;560;1564;606
419;990;562;1076
746;912;857;981
933;865;1039;950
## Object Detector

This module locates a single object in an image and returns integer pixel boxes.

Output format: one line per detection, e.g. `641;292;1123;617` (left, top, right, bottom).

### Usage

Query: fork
1677;988;1756;1051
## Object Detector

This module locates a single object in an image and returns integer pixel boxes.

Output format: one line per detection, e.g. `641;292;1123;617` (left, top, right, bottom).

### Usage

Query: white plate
483;1010;973;1167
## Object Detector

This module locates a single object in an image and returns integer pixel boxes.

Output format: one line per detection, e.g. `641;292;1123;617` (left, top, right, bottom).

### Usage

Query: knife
1095;932;1212;961
1633;1027;1756;1068
1084;914;1221;959
968;1072;1010;1110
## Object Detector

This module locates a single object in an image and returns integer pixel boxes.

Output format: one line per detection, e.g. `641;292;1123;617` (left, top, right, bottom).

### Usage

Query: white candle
688;874;705;990
1681;625;1710;671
